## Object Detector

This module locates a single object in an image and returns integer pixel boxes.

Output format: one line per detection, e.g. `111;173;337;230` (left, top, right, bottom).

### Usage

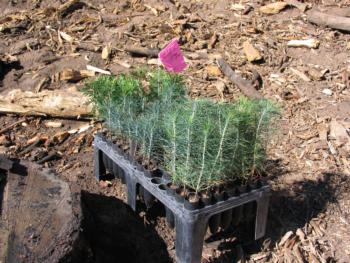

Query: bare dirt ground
1;0;350;262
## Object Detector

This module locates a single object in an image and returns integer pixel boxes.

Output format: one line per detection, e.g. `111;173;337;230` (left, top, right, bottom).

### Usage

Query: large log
307;9;350;32
0;160;88;263
0;89;92;119
326;7;350;17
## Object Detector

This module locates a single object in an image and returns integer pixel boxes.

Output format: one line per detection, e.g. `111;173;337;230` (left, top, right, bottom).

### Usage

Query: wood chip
287;39;320;49
309;253;321;263
115;60;131;68
80;70;96;77
214;80;226;99
68;124;93;134
86;65;111;75
147;58;159;65
230;4;246;11
45;121;63;128
327;141;338;155
284;235;298;249
250;253;269;261
290;68;311;82
329;119;350;152
322;88;332;96
317;123;329;141
53;131;70;144
144;4;159;16
27;135;46;145
99;180;112;188
308;68;328;80
57;69;95;82
208;33;218;49
293;244;306;263
279;231;294;247
78;42;101;52
260;2;288;14
77;124;93;133
309;220;324;236
0;135;10;146
242;41;263;62
101;45;111;60
59;31;73;43
206;65;222;77
284;248;296;263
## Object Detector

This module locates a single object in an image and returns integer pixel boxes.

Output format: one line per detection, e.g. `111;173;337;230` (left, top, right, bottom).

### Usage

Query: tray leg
175;216;208;263
254;192;270;240
126;175;137;211
93;148;105;181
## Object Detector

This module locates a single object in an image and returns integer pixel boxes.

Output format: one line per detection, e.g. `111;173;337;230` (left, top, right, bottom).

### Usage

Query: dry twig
217;58;263;99
124;47;160;58
0;118;28;135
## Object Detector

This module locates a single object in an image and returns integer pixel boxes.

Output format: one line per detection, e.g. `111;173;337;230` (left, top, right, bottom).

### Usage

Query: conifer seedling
84;69;279;194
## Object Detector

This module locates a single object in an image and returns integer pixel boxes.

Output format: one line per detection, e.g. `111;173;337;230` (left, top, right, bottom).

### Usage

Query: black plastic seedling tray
93;133;270;263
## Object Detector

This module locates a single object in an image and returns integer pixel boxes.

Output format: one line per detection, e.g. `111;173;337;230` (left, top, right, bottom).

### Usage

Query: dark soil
81;191;171;263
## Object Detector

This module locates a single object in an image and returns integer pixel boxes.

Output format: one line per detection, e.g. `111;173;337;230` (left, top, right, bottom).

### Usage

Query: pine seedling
84;69;279;193
195;119;214;194
251;99;279;174
137;103;162;163
84;69;188;164
163;105;180;176
162;100;223;192
149;70;186;104
224;98;279;180
208;105;233;181
161;98;279;192
184;102;197;175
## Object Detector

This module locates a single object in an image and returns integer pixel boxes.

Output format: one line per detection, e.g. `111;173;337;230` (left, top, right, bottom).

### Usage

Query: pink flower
159;39;187;72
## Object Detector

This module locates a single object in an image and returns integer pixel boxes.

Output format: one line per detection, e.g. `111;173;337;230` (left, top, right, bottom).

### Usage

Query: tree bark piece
125;47;160;58
0;160;87;262
56;69;95;82
321;7;350;17
0;89;92;119
217;58;263;99
307;9;350;32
